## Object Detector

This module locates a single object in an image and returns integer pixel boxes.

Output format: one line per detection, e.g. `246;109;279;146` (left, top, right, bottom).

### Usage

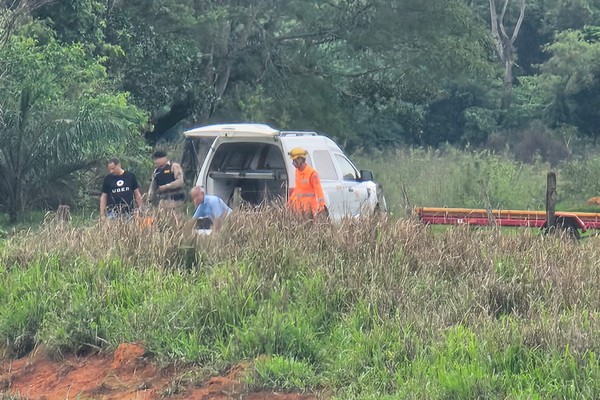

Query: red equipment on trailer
415;207;600;238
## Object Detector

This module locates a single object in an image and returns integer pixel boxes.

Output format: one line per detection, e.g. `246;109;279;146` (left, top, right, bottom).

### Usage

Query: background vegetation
2;0;600;221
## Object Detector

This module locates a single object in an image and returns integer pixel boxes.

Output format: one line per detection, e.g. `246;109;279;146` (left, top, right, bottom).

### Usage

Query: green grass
2;210;600;398
4;148;600;397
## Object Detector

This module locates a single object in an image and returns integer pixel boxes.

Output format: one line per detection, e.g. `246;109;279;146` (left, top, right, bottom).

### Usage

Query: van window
335;154;359;181
264;146;285;169
313;150;338;180
209;142;285;172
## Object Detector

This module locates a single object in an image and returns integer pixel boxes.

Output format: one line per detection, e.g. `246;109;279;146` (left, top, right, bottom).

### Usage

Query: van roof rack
280;131;318;136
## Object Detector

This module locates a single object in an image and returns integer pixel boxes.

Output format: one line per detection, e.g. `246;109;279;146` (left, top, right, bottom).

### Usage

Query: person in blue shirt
190;186;232;230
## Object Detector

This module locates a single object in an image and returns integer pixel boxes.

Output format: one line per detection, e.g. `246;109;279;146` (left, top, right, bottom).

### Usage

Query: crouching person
190;186;232;231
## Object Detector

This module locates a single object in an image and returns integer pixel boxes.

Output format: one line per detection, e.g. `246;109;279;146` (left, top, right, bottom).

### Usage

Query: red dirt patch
0;343;316;400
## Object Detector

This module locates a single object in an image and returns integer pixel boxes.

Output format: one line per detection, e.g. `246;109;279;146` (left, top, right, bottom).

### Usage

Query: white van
184;123;386;220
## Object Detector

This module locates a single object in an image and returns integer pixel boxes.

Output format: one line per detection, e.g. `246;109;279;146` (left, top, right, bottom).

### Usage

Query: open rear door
184;123;280;138
185;124;282;183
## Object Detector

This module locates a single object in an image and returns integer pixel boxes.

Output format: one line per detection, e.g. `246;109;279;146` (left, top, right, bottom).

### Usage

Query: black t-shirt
102;171;139;212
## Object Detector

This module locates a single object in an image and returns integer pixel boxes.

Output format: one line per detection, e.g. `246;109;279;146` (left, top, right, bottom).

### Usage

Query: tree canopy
18;0;600;148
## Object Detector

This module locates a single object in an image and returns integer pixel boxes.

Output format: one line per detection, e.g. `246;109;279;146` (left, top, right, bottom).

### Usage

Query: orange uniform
289;164;326;216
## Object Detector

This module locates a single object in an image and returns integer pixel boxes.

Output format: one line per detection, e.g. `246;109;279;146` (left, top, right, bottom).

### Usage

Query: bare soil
0;343;315;400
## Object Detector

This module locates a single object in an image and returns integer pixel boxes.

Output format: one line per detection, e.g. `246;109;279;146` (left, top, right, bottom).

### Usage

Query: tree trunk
8;183;23;223
8;208;17;224
489;0;526;110
501;57;513;110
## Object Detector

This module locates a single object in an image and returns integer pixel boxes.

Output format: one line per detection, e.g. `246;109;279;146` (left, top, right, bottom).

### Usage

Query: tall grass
3;210;600;398
355;147;600;214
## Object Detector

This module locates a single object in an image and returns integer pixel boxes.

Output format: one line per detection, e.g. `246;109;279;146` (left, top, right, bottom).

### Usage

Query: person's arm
212;198;232;231
129;174;143;211
134;188;144;211
170;163;184;189
192;204;202;219
148;173;156;200
100;193;107;220
311;171;326;213
158;163;184;192
288;170;299;206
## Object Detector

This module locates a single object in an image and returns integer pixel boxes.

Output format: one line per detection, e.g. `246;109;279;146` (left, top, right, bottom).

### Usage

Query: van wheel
374;200;387;215
375;193;388;214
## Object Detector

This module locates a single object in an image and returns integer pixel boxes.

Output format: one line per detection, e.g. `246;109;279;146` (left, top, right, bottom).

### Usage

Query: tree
0;33;146;222
29;0;496;153
0;0;54;48
333;0;496;146
537;29;600;136
488;0;526;109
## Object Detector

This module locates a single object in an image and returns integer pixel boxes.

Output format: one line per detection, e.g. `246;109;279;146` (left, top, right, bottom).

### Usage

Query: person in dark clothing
148;150;185;209
99;158;144;220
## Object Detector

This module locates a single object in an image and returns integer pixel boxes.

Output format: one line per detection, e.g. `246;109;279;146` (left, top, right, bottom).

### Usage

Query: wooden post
57;205;71;224
401;184;411;217
177;245;197;269
546;172;556;231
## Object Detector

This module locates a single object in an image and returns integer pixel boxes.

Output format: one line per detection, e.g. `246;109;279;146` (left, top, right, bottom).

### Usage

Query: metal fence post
546;172;556;231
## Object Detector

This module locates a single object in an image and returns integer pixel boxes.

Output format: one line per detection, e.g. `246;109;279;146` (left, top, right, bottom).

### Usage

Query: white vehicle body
184;123;386;220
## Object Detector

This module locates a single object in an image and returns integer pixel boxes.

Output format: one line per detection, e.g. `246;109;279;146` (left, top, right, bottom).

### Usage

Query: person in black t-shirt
99;158;144;220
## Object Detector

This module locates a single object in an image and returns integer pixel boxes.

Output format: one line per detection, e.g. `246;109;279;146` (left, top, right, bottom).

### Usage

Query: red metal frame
415;207;600;232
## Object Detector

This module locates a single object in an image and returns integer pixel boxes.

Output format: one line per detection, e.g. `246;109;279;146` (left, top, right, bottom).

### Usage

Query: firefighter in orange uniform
288;147;327;217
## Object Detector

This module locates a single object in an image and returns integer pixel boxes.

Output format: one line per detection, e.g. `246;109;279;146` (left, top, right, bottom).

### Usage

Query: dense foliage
15;0;600;148
0;33;147;222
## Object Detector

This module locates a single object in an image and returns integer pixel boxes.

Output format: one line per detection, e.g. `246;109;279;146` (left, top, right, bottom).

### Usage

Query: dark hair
108;157;120;165
153;150;168;159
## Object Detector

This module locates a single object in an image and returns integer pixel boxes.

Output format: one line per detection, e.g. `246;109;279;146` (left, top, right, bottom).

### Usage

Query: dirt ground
0;343;316;400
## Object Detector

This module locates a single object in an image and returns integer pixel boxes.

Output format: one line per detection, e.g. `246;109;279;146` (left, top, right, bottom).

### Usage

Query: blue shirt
192;195;232;220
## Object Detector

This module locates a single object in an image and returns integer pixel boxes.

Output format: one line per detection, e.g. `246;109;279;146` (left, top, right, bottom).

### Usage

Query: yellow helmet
288;147;308;160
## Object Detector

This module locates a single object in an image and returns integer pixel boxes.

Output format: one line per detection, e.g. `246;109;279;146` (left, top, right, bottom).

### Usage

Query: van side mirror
360;169;374;182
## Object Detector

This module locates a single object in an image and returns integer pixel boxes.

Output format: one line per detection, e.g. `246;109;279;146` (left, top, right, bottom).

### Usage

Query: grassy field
3;149;600;398
2;208;600;399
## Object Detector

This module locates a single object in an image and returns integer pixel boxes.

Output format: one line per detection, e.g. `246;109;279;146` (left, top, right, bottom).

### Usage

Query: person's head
107;158;123;175
190;186;205;207
153;150;169;168
288;147;308;169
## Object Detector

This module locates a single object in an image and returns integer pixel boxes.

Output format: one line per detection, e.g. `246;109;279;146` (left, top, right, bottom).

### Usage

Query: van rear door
185;124;280;138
